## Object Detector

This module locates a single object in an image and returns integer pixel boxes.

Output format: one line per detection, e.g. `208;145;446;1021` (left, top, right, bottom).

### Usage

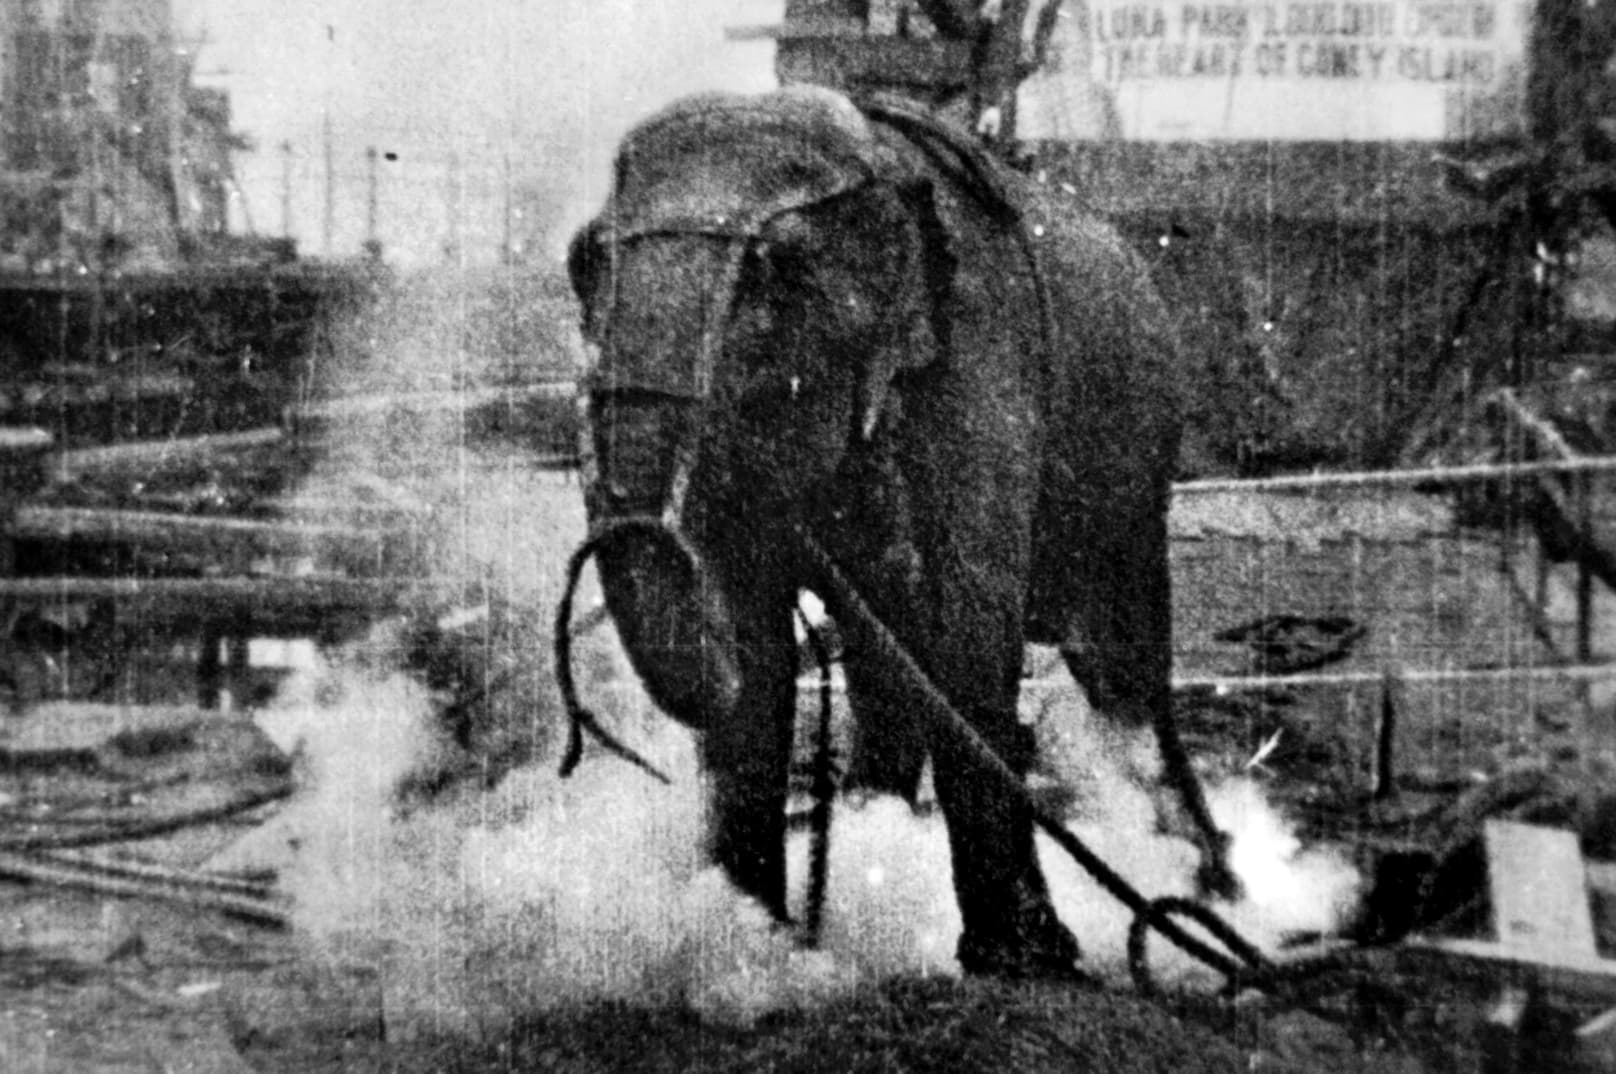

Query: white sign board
1017;0;1534;141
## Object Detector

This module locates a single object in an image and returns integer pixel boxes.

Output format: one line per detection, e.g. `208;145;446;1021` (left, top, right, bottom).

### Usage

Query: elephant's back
1018;180;1186;442
859;98;1185;445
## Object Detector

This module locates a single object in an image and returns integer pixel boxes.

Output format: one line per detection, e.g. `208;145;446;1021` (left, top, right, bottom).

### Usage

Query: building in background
0;0;374;446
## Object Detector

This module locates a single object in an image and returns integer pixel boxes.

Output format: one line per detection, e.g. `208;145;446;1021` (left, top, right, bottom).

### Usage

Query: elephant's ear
854;179;952;441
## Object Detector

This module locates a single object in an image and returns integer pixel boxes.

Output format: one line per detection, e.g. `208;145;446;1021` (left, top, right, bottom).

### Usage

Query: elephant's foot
1194;829;1243;902
955;890;1091;983
1144;784;1244;902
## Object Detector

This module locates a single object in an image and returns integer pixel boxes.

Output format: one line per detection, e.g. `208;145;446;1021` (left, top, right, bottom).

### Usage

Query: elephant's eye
729;241;807;348
743;239;808;293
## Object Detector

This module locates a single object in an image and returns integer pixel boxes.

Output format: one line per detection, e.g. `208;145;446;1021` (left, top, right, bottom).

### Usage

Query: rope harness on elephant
553;518;686;786
552;511;841;947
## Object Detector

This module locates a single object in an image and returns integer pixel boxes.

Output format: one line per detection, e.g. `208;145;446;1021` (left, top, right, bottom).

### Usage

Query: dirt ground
2;470;1614;1073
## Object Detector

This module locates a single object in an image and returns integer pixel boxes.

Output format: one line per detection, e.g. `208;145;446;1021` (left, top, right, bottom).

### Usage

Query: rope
794;535;1394;1004
799;610;838;948
791;527;1272;989
1126;896;1274;997
553;518;687;785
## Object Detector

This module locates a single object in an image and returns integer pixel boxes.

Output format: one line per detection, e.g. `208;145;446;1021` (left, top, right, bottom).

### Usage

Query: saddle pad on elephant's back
609;87;895;238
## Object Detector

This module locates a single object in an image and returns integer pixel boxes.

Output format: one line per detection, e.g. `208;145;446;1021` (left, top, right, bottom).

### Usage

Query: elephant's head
567;88;940;727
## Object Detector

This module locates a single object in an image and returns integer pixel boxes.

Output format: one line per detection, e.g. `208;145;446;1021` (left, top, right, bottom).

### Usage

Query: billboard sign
1017;0;1534;141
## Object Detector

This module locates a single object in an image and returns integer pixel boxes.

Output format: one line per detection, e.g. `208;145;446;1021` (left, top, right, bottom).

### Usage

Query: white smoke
1029;692;1363;989
236;444;1359;1034
241;631;1360;1038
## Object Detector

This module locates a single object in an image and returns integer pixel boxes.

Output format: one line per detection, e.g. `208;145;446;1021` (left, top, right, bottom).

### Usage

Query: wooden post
1576;470;1593;662
322;109;334;256
365;145;378;248
280;139;294;239
197;623;224;710
1372;670;1401;801
227;633;251;711
1480;985;1531;1074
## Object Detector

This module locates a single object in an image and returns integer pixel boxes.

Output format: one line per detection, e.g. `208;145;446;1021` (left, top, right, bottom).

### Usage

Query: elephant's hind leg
1057;571;1237;896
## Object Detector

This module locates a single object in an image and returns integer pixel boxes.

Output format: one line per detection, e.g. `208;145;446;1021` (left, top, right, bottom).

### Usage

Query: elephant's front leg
700;578;800;923
834;556;1082;978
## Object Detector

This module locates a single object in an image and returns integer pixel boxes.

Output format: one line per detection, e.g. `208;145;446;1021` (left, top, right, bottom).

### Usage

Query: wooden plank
12;504;377;552
54;427;284;480
8;504;413;577
285;381;575;427
1399;938;1616;1005
1485;820;1598;959
0;575;419;622
0;702;210;765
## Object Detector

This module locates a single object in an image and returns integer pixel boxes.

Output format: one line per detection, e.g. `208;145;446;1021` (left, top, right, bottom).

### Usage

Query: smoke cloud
245;621;1360;1036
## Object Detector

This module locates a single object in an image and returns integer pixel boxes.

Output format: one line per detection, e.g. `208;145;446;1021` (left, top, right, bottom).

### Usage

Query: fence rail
1175;452;1616;495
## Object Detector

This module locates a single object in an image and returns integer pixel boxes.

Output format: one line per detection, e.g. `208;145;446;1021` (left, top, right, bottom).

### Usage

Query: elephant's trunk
585;392;743;729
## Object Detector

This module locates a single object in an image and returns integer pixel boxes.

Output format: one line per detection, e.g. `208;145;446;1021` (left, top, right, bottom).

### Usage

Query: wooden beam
1175;453;1616;495
54;427;284;481
0;702;210;765
1398;938;1616;1005
10;505;404;574
0;575;421;626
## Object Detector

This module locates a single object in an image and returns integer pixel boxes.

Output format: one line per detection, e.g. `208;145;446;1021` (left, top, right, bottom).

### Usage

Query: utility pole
279;140;293;239
321;24;335;255
365;145;378;246
321;111;334;256
501;150;513;265
444;150;462;265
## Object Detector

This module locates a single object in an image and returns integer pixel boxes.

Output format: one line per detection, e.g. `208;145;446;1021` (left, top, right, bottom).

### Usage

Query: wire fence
1138;448;1613;788
788;448;1615;793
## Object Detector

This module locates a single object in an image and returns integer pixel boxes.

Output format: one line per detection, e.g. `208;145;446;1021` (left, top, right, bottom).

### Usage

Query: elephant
565;85;1234;978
